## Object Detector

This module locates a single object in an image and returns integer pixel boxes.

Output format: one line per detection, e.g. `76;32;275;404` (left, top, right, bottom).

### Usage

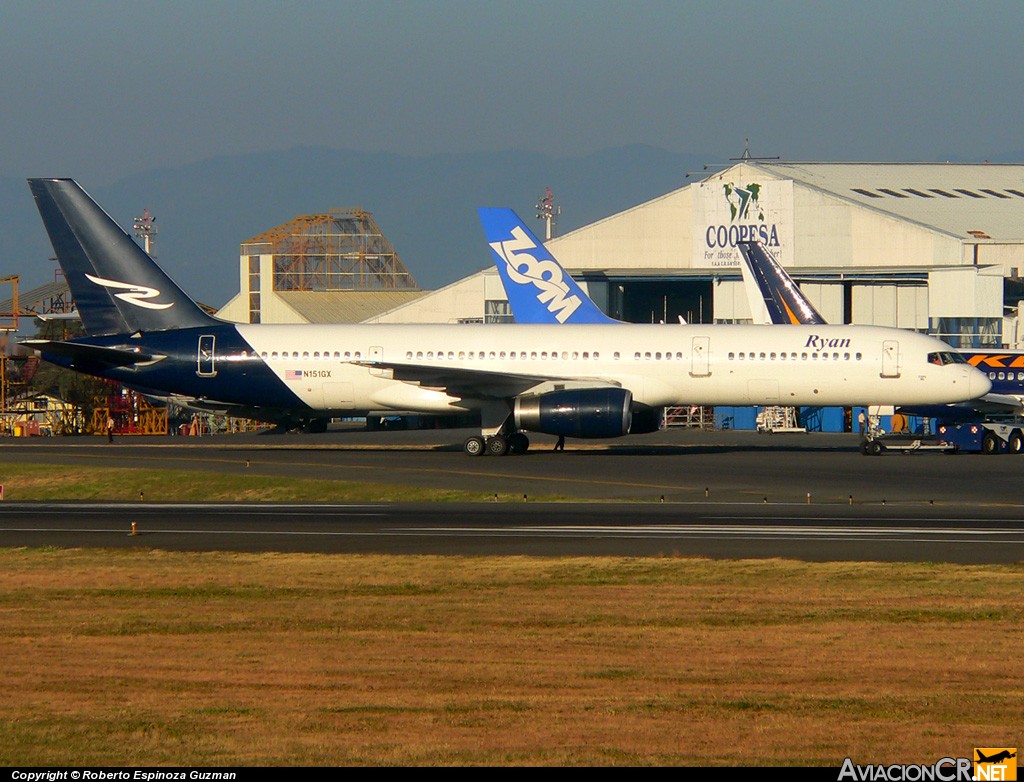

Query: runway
2;429;1024;562
1;500;1022;562
5;427;1024;502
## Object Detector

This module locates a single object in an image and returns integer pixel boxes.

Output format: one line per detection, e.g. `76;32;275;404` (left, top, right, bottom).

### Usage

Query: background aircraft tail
479;207;617;324
738;240;826;325
28;178;219;336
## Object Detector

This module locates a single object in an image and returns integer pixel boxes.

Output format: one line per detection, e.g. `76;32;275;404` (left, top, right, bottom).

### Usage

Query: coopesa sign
693;178;794;267
705;222;781;248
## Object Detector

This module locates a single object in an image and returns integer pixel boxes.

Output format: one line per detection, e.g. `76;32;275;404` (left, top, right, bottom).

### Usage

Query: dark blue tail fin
28;178;219;336
479;207;617;324
737;240;826;325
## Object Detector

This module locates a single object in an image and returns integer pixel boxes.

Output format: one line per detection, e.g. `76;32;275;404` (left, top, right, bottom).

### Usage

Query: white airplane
23;179;990;455
481;215;1022;438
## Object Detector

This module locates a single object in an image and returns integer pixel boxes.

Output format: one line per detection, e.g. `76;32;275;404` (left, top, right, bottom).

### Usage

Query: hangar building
367;161;1024;357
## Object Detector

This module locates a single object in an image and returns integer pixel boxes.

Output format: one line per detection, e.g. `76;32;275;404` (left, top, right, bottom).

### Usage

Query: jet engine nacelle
514;388;633;438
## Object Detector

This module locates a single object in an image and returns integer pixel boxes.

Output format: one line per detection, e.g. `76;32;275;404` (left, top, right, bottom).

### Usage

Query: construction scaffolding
91;386;168;436
2;391;82;436
0;275;22;420
0;357;41;435
0;278;73;323
1;275;76;416
1;272;96;435
241;209;419;292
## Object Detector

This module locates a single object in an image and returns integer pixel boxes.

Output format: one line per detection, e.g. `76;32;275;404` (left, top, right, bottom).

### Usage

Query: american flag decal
285;370;303;380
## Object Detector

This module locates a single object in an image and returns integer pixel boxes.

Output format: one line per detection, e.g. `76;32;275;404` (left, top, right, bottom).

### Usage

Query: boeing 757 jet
24;179;989;455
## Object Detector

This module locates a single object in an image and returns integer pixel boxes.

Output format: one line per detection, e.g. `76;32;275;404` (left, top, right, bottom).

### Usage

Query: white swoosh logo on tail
85;274;173;310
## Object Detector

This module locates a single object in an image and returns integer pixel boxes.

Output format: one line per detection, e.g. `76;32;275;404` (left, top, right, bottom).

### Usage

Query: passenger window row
260;350;361;360
633;352;685;360
728;351;862;361
404;350;602;360
249;349;870;364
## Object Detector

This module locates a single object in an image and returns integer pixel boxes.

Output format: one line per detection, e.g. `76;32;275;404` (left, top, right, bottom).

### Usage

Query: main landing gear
464;432;530;456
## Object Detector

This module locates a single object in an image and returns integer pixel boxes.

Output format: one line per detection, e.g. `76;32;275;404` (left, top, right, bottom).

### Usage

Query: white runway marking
398;524;1024;544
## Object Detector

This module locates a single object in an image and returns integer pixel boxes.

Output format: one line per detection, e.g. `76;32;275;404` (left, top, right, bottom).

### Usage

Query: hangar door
612;280;713;324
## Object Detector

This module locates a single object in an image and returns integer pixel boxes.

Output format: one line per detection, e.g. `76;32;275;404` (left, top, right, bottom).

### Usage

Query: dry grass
0;462;543;503
0;549;1020;766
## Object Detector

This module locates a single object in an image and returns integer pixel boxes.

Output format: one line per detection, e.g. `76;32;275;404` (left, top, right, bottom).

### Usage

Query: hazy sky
2;0;1022;184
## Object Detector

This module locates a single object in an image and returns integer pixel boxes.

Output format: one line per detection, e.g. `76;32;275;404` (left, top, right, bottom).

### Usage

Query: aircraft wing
21;338;165;367
898;393;1024;421
353;360;619;399
967;392;1024;414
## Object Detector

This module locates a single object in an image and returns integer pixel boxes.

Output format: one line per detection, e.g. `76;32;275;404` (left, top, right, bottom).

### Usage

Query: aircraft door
197;334;217;377
690;336;711;377
881;340;900;378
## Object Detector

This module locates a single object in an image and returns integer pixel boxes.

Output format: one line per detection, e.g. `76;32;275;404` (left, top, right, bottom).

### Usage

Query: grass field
0;460;1021;766
0;549;1021;766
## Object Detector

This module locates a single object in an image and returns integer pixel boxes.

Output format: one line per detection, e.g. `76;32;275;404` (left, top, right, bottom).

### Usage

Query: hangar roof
274;290;425;323
747;162;1024;242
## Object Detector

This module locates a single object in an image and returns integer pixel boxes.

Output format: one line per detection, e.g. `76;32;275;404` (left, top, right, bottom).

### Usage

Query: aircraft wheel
508;432;530;455
464;436;485;456
486;435;509;456
859;439;871;456
982;432;1000;455
868;440;883;456
1008;430;1023;455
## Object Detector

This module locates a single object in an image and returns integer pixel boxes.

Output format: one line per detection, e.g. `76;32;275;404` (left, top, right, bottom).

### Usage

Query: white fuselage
231;322;990;414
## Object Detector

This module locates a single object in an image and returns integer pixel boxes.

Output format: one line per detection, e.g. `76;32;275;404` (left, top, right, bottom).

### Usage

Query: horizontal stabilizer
21;339;164;367
35;310;81;322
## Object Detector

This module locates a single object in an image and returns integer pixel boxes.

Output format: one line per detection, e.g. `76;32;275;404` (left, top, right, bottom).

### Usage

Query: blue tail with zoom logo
478;207;617;324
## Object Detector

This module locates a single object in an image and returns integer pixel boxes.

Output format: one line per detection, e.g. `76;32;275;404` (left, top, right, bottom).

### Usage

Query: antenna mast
535;186;561;241
730;138;779;162
133;209;158;256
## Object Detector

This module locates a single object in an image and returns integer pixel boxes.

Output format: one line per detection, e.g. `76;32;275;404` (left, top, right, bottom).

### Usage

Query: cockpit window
928;351;968;366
